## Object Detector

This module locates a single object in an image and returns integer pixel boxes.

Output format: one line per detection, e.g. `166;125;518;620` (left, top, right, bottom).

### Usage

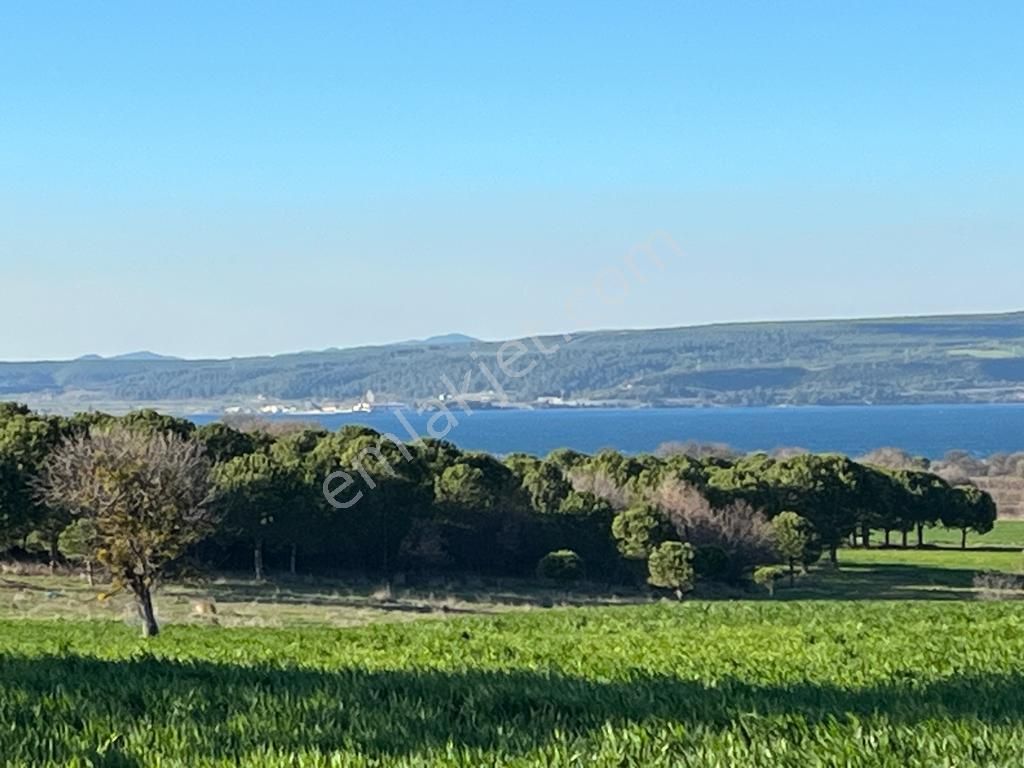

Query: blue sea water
192;404;1024;459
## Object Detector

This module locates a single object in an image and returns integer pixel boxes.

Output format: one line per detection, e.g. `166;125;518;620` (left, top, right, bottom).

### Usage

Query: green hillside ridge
4;310;1024;410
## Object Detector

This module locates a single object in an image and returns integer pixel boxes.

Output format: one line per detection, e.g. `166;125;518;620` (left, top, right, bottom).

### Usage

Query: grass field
794;520;1024;601
914;520;1024;548
783;555;1021;601
843;546;1021;575
2;523;1024;765
3;602;1024;766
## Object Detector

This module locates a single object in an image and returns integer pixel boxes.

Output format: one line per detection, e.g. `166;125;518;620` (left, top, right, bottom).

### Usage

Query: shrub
753;566;785;596
569;469;632;511
772;511;812;586
647;541;695;598
536;550;585;582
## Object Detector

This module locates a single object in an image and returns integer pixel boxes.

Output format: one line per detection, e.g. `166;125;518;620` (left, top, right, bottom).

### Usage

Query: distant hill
398;333;479;347
76;351;182;362
5;312;1024;410
110;351;182;362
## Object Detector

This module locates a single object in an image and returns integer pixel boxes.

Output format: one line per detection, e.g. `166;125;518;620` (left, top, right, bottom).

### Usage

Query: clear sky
1;1;1022;360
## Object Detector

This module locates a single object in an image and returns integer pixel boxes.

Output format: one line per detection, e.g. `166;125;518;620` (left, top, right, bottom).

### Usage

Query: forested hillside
4;311;1024;409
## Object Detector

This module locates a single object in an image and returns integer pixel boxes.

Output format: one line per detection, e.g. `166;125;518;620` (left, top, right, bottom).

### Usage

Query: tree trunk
901;530;908;548
48;537;59;575
916;523;924;548
861;525;870;549
828;544;838;565
289;543;297;576
789;559;795;588
848;532;857;548
136;585;159;638
382;510;390;585
961;528;968;550
883;529;891;547
254;538;264;581
85;560;95;588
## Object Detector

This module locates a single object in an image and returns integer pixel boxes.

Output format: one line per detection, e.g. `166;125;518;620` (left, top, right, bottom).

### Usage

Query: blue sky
1;1;1022;360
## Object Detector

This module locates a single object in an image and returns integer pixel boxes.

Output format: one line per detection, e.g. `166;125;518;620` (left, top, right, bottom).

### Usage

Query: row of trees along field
0;403;997;635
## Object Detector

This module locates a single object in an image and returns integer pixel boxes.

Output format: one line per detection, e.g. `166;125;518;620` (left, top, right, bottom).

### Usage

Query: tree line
0;403;997;635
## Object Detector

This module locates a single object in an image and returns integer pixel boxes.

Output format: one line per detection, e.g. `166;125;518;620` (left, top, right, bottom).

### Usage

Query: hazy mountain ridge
397;333;480;347
75;351;183;362
4;311;1024;409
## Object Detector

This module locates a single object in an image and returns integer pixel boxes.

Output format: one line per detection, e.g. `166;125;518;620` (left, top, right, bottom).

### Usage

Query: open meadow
2;522;1024;766
2;602;1024;767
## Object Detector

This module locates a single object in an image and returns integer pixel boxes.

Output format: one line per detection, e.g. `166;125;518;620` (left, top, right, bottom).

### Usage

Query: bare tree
651;478;775;571
222;414;323;438
37;426;216;637
986;452;1024;478
930;462;973;486
568;469;633;511
857;447;929;472
654;441;739;461
769;446;810;460
929;450;987;482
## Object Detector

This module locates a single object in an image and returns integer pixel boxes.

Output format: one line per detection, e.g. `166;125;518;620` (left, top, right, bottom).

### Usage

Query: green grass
843;546;1022;573
785;555;1019;601
765;520;1021;601
868;520;1024;549
919;520;1024;549
3;529;1024;765
789;520;1024;600
2;602;1024;766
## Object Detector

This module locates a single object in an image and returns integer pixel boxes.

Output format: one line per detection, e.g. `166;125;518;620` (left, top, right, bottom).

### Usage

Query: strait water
192;404;1024;459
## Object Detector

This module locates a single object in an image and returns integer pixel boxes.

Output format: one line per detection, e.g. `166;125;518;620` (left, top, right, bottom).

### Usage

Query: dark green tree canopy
0;403;1005;591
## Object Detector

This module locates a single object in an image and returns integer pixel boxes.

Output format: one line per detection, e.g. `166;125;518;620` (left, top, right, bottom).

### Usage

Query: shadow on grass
865;544;1024;553
777;563;980;601
200;580;648;613
1;653;1023;764
201;585;461;615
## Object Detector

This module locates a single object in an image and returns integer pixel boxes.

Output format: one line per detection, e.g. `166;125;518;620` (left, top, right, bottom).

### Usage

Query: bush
753;566;785;596
536;550;585;582
772;511;812;585
647;541;695;598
